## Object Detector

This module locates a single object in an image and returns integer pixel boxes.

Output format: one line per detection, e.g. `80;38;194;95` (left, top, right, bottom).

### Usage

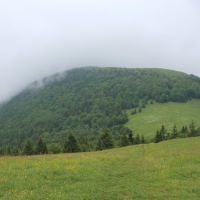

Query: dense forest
0;67;200;148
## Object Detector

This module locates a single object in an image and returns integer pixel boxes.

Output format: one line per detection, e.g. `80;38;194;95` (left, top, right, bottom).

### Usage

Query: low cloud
0;0;200;102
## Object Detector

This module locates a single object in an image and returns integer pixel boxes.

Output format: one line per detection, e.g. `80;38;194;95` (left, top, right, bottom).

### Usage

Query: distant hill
0;67;200;147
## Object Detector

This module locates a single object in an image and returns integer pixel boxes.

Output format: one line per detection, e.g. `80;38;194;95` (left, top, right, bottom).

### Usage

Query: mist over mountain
1;1;200;102
0;67;200;147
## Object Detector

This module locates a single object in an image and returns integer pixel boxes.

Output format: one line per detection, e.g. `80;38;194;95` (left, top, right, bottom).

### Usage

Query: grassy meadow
125;99;200;139
1;137;200;199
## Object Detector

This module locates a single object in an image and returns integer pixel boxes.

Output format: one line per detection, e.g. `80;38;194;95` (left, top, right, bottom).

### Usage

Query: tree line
0;129;146;156
154;121;200;143
1;120;200;156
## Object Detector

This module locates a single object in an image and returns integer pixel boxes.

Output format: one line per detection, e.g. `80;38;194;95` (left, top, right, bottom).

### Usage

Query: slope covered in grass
1;137;200;199
125;99;200;139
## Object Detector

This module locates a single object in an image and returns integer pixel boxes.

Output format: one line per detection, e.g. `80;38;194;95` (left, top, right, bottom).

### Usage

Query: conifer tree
23;140;34;155
96;137;103;151
154;130;159;143
36;137;48;154
128;131;134;144
188;121;197;137
171;124;178;139
120;132;129;147
63;132;81;153
141;135;145;144
159;125;167;140
154;130;162;143
98;128;114;150
181;126;186;133
135;134;140;144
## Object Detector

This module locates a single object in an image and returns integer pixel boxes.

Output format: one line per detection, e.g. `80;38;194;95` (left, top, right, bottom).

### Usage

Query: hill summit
0;67;200;147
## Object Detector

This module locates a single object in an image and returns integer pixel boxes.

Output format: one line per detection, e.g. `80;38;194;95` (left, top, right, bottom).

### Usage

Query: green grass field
125;99;200;139
1;137;200;199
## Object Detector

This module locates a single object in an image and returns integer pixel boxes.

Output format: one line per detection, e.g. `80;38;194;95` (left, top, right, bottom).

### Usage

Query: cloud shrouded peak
0;0;200;102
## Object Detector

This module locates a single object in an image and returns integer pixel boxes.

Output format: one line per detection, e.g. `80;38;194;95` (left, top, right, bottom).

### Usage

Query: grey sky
1;0;200;102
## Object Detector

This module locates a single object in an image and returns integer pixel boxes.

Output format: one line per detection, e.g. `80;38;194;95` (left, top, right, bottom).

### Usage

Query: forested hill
0;67;200;147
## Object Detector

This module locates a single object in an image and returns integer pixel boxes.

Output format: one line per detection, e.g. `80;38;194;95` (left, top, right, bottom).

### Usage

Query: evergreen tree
154;130;163;143
181;125;188;136
120;132;129;147
96;137;103;151
171;124;178;139
188;121;197;137
154;130;160;143
185;126;188;133
63;132;81;153
135;134;140;144
181;126;186;134
128;131;134;144
23;140;34;155
36;137;48;154
141;135;145;144
100;129;114;149
160;125;167;140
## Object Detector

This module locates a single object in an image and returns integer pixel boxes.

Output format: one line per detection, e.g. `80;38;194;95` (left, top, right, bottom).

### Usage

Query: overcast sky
1;0;200;102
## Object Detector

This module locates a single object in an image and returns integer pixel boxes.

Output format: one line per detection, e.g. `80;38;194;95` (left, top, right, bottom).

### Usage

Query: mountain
0;67;200;147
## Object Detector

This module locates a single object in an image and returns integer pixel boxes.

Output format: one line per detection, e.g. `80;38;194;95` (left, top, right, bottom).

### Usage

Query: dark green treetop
120;132;129;147
23;140;34;155
63;132;81;153
36;137;48;154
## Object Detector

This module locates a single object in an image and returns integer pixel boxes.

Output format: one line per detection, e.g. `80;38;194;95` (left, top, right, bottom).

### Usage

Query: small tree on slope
63;132;81;153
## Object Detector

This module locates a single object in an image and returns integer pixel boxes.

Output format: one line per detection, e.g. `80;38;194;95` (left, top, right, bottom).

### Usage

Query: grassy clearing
125;99;200;139
1;137;200;199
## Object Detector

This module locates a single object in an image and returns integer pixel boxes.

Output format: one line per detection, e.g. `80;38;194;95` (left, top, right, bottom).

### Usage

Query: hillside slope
1;137;200;199
125;99;200;139
0;67;200;146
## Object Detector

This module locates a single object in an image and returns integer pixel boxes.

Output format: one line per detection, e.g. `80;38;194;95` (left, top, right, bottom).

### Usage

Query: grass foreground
125;99;200;139
1;137;200;199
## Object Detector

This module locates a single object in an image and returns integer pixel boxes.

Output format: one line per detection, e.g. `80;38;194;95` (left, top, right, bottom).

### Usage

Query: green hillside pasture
1;137;200;199
125;99;200;139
